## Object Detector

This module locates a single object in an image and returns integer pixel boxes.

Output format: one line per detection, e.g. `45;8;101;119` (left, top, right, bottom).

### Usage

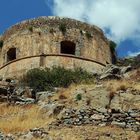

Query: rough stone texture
51;108;140;132
0;128;51;140
110;91;140;111
0;55;105;78
0;16;112;78
0;80;139;140
100;64;133;80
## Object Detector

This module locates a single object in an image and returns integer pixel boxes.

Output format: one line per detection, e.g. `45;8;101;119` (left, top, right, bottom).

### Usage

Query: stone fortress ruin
0;16;112;79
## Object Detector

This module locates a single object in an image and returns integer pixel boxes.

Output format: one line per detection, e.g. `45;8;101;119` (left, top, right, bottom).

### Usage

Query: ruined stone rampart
0;16;112;79
1;16;104;41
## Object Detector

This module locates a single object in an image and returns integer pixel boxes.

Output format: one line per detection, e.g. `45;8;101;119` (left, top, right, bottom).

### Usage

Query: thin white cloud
44;0;52;9
127;51;140;57
45;0;140;44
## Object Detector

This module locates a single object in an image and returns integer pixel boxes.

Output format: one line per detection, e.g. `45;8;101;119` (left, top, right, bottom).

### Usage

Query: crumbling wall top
1;16;104;41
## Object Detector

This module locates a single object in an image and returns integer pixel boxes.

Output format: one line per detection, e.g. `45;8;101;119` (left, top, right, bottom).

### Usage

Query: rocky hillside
0;60;140;140
117;54;140;69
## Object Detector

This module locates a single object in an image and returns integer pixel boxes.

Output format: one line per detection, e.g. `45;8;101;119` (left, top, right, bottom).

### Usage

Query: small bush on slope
23;66;94;91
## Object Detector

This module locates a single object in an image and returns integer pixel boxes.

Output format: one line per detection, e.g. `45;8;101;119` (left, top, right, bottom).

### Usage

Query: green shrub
109;40;117;64
59;23;66;34
28;26;33;32
76;94;82;101
23;68;52;91
86;31;92;39
109;40;116;53
23;66;94;92
0;40;4;48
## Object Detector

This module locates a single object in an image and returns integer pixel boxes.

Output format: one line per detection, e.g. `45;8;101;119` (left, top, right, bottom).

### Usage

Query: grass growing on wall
59;23;66;34
86;31;93;39
28;26;33;32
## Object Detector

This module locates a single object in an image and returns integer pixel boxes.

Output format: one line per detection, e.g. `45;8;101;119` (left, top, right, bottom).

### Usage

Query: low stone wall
52;108;140;132
0;55;105;79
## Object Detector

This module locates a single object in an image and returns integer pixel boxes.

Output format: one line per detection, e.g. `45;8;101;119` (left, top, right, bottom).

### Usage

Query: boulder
39;103;65;116
121;66;132;74
100;73;121;80
111;121;126;128
100;65;122;80
36;91;54;101
14;97;35;104
100;65;133;80
103;65;120;75
90;114;104;120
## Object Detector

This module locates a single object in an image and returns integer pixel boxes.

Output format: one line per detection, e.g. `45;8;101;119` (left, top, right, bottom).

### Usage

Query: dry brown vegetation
137;135;140;140
58;93;67;100
0;84;78;133
0;103;54;133
48;125;139;140
106;79;131;93
105;79;133;104
134;83;140;91
0;80;139;139
130;68;140;82
109;91;116;101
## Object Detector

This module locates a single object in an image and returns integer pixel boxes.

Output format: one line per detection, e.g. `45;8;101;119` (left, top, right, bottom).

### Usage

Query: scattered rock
100;65;122;80
111;121;126;128
36;91;54;101
100;73;121;80
14;97;35;104
51;108;140;131
121;66;132;74
0;128;51;140
90;114;104;120
39;103;65;116
0;132;16;140
100;65;133;80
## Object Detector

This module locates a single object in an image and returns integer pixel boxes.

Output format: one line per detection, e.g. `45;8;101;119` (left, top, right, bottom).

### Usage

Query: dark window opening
60;41;76;55
7;48;16;62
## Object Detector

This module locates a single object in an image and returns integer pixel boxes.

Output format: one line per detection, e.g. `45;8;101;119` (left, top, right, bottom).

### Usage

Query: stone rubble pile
53;108;140;132
0;79;36;104
0;131;16;140
0;128;52;140
100;64;132;80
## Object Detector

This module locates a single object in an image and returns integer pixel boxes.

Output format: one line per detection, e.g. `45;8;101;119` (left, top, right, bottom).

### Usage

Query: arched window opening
60;41;76;55
7;48;16;62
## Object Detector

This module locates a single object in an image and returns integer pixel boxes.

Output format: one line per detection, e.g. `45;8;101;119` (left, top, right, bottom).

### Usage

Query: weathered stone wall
0;57;40;78
0;16;112;78
0;55;104;78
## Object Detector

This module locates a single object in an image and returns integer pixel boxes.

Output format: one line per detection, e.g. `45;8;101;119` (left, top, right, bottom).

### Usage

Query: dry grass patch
106;79;131;93
0;103;54;133
133;83;140;91
58;94;67;100
130;68;140;82
49;125;139;140
50;84;80;101
47;83;95;109
105;80;132;104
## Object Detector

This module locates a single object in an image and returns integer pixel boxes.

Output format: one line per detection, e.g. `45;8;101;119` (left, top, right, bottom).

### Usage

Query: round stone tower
0;16;112;78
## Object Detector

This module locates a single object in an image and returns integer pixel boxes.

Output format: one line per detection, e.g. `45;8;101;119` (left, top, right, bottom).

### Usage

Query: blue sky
0;0;140;57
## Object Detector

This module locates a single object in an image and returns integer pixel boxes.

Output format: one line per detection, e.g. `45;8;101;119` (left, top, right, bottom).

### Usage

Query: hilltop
0;54;140;140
